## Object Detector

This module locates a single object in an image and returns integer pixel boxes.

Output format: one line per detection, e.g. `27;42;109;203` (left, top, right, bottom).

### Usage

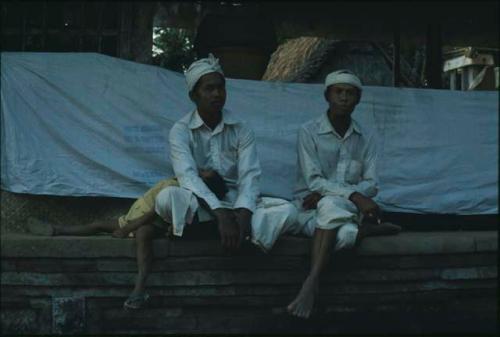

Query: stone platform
1;231;497;334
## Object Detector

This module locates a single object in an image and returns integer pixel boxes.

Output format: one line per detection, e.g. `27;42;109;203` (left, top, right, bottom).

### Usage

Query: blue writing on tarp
122;125;165;153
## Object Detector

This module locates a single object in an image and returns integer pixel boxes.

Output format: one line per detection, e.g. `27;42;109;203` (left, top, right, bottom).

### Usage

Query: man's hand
234;208;252;246
302;192;323;210
349;192;380;221
213;208;239;251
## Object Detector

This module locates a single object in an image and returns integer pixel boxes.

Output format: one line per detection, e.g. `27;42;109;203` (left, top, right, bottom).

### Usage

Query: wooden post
425;23;443;89
128;1;155;64
393;23;401;87
79;2;85;52
119;2;132;60
449;70;456;90
41;1;47;50
21;2;26;51
97;2;103;53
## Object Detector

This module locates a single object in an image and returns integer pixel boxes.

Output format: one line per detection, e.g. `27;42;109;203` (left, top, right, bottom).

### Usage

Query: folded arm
298;127;378;209
169;124;221;210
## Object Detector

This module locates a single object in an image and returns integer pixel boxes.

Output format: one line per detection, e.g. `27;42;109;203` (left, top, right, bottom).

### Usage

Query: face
325;83;360;116
190;72;226;114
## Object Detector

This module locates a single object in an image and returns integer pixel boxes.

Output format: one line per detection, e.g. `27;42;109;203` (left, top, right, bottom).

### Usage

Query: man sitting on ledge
287;70;401;319
125;54;297;309
28;54;298;310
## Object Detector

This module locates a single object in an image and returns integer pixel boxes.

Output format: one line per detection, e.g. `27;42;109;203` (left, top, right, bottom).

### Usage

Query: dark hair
202;170;228;200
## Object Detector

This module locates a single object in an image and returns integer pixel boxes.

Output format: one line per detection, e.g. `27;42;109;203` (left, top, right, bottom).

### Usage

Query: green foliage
152;27;196;72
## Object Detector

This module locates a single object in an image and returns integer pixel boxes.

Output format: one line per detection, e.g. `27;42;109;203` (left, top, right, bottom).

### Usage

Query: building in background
1;1;155;64
443;47;499;90
2;1;498;88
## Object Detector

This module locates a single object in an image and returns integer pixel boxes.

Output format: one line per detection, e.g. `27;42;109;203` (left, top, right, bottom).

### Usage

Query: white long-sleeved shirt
294;112;378;202
169;109;261;212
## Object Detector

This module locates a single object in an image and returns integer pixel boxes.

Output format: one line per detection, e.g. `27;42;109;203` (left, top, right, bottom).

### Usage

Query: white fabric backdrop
1;52;498;215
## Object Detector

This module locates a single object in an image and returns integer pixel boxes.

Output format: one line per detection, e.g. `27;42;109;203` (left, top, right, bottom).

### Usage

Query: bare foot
287;276;318;318
112;228;129;239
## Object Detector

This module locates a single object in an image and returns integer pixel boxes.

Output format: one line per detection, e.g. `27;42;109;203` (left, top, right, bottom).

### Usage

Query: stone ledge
1;231;497;335
1;231;497;258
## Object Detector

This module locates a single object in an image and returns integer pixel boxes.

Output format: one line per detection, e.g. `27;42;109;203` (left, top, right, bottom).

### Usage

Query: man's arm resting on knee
348;192;380;221
302;192;323;210
169;123;222;210
298;127;361;199
234;207;252;243
213;208;239;250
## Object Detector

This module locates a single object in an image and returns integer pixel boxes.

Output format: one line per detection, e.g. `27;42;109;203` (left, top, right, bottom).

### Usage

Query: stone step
1;279;496;298
2;265;497;287
1;231;497;258
1;230;497;335
2;291;497;334
2;252;496;272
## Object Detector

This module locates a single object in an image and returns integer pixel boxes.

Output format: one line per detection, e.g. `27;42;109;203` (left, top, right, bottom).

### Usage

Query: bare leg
287;227;337;318
39;219;119;236
112;210;156;239
128;224;157;300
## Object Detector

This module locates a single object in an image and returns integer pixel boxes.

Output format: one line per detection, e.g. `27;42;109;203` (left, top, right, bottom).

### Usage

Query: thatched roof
263;37;425;87
262;37;336;82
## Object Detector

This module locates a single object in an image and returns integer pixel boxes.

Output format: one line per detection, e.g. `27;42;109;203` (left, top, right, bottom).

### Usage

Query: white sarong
293;195;360;251
155;186;297;252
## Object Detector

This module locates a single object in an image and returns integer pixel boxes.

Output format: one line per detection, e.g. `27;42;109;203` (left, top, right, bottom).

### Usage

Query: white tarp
1;52;498;215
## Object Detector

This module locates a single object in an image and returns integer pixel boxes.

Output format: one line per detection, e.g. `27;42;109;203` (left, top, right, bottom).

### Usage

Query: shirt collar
316;111;362;138
188;108;239;130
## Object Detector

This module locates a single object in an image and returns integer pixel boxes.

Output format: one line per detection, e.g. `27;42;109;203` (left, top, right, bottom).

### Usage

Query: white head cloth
185;53;224;92
324;69;362;91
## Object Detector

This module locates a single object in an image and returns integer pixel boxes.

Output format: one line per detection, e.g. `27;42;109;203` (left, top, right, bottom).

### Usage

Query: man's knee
256;201;299;234
335;223;358;251
283;203;298;224
273;202;299;234
155;186;182;208
155;186;190;219
317;195;354;213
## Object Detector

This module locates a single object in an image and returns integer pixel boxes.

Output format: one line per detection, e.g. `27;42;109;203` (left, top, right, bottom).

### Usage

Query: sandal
123;292;150;310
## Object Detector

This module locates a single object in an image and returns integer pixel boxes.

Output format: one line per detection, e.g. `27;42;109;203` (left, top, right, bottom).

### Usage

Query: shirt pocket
220;148;238;176
345;160;362;184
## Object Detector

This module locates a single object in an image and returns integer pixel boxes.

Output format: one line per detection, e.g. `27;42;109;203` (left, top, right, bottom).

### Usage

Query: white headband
185;53;224;92
324;69;362;91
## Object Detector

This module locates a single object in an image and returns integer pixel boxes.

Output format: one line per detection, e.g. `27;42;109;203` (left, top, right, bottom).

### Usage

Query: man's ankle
305;274;319;287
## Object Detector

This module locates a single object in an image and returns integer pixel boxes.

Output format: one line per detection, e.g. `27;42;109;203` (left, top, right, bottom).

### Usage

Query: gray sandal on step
123;293;150;310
